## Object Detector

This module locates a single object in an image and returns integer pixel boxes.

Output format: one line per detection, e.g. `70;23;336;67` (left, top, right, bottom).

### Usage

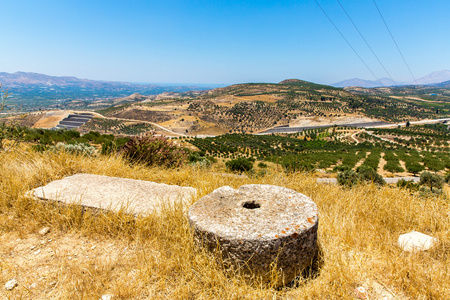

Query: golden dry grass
0;148;449;299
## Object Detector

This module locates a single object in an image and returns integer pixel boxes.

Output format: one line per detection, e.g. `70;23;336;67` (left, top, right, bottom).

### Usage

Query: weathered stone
39;226;51;236
4;279;18;291
398;231;437;252
100;294;113;300
32;174;197;215
188;184;319;286
354;286;369;299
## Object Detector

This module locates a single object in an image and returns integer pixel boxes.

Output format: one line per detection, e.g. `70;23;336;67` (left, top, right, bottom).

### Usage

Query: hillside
85;79;449;136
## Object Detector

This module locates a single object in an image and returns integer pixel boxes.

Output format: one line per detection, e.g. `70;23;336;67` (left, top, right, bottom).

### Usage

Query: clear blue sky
1;0;449;85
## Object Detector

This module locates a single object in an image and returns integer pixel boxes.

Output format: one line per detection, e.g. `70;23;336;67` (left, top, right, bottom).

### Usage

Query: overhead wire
372;0;418;85
313;0;384;87
336;0;397;86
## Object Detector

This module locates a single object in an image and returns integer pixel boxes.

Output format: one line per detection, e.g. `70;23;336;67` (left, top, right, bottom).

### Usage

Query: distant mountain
433;80;450;88
0;71;212;110
331;77;399;88
332;70;450;88
415;70;450;85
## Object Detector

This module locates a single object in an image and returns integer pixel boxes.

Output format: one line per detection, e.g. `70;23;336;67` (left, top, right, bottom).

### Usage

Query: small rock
398;231;437;252
29;283;37;289
39;226;51;236
30;245;36;250
101;294;113;300
354;286;368;299
33;249;41;255
5;279;18;291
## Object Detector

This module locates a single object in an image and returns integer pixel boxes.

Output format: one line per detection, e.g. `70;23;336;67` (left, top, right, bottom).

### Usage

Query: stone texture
398;231;437;252
188;184;319;286
32;174;197;215
4;279;18;291
39;226;51;236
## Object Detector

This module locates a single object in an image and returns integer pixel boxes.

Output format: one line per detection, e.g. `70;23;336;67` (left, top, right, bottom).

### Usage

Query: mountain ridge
332;70;450;88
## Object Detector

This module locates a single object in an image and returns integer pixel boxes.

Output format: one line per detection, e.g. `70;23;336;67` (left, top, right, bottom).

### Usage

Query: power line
336;0;397;86
313;0;384;87
372;0;418;85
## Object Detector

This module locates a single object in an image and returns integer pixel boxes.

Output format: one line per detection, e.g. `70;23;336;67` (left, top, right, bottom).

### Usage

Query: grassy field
0;148;449;299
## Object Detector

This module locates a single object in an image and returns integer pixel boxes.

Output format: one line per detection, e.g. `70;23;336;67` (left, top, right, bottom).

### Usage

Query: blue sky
1;0;449;85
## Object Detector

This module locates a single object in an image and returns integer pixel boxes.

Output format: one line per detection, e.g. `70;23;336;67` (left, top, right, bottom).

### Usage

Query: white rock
354;286;368;299
33;249;41;255
39;226;51;236
101;294;113;300
398;231;437;252
29;283;37;289
5;279;18;291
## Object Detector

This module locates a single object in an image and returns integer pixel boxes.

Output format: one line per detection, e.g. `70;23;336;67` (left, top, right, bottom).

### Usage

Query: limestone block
188;184;319;286
32;174;197;215
398;231;437;252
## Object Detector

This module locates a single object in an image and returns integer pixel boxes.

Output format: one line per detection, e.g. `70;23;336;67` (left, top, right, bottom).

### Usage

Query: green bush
257;162;268;168
121;133;187;168
419;171;444;191
333;165;351;173
337;165;385;187
51;142;96;156
445;173;450;184
356;165;385;186
397;179;419;191
337;170;360;187
188;152;216;168
225;157;253;173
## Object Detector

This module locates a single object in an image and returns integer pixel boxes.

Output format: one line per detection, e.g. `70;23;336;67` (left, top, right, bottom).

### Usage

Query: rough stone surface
4;279;18;291
188;184;319;286
32;174;197;215
39;226;51;236
398;231;437;252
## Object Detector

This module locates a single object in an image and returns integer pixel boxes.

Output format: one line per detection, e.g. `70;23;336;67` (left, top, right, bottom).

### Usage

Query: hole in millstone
242;201;261;209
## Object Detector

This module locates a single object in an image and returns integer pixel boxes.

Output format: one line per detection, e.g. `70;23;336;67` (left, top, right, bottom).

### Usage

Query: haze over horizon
2;0;449;85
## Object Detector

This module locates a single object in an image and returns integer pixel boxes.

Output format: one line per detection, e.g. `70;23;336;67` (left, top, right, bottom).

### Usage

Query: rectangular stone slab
32;174;197;215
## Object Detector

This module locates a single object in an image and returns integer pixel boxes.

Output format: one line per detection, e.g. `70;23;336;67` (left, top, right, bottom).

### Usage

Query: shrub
356;165;385;186
337;165;385;187
419;171;444;191
445;173;450;184
188;152;215;168
121;133;187;168
397;179;419;191
51;142;96;156
225;157;253;173
333;165;351;173
257;162;268;168
337;170;360;187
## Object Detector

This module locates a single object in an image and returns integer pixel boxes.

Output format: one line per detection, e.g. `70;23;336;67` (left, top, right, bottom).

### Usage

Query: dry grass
0;148;449;299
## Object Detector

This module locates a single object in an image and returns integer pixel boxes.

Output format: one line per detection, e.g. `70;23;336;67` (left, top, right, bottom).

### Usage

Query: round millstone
188;184;319;286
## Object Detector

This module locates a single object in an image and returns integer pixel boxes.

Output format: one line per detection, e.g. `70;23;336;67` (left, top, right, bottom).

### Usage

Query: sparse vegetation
121;133;187;168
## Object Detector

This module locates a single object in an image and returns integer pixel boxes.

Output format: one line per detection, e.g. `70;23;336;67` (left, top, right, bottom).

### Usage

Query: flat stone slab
398;231;438;252
32;174;197;215
188;184;319;286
